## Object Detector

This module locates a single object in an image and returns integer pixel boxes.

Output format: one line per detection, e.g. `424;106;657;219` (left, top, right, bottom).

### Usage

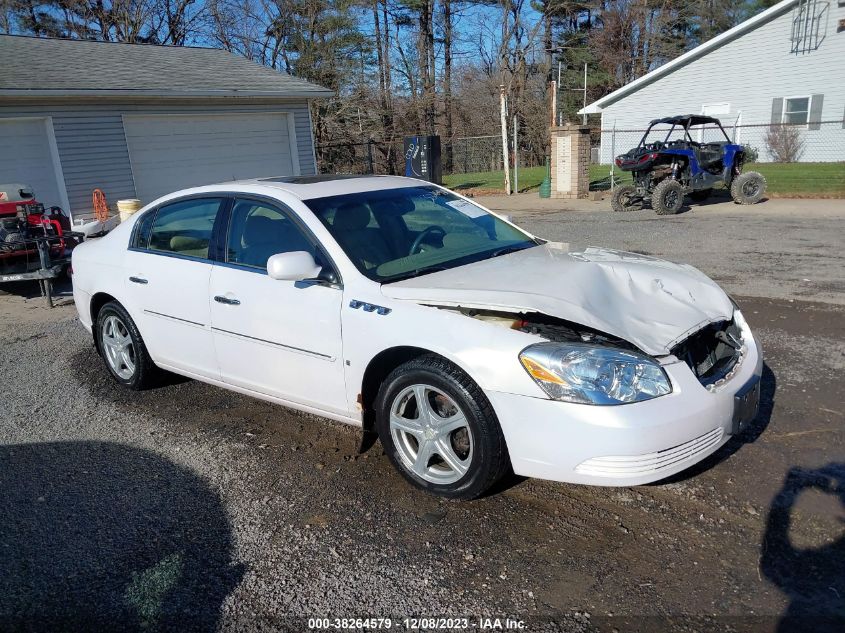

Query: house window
783;97;810;125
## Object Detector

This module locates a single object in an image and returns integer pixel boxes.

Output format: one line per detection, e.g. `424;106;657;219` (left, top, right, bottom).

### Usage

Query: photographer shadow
761;463;845;632
0;441;243;630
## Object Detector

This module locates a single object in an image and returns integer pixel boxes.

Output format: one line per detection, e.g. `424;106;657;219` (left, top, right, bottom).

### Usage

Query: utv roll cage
611;114;767;215
637;115;732;148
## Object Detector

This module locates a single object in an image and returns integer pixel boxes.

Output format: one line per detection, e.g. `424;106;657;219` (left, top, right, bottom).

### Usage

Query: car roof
649;114;722;127
233;174;431;201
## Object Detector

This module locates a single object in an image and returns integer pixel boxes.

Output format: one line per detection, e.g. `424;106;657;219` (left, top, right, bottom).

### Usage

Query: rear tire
375;355;510;500
652;179;684;215
95;301;161;390
610;185;642;212
731;171;766;205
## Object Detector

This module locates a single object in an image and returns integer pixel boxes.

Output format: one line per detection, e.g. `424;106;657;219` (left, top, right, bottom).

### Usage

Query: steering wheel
409;226;446;255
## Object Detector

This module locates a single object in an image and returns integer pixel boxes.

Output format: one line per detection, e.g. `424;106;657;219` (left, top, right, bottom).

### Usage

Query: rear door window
147;198;224;260
130;209;156;249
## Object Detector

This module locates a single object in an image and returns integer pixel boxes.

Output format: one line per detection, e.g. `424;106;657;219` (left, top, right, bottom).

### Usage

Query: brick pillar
549;125;590;199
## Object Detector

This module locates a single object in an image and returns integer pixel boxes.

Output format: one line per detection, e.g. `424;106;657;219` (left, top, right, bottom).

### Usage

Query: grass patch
443;162;844;197
749;162;845;197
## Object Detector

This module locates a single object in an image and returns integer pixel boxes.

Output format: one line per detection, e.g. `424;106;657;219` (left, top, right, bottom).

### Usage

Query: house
580;0;845;163
0;35;332;223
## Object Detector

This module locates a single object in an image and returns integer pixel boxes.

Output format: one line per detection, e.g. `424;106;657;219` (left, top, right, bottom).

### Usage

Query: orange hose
92;189;109;223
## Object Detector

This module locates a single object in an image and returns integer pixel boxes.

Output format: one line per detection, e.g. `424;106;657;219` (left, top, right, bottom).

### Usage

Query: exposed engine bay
440;306;745;388
671;317;744;386
437;307;638;351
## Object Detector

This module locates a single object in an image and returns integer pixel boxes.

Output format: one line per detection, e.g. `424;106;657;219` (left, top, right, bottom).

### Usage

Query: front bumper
487;335;763;487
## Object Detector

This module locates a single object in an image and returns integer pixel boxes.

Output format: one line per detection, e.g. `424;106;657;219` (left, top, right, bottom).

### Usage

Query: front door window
226;200;317;269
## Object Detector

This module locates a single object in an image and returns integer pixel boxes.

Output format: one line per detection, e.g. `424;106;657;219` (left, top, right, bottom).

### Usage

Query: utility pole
583;63;588;125
513;114;518;193
500;85;511;195
566;63;588;125
558;61;563;126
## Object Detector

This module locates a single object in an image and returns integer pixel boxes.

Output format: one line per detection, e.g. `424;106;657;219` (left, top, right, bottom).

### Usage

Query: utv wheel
731;171;766;205
375;355;509;500
652;179;684;215
96;301;160;390
689;188;712;202
610;184;642;212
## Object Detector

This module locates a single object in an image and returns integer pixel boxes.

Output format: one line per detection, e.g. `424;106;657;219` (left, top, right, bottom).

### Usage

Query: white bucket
117;199;142;222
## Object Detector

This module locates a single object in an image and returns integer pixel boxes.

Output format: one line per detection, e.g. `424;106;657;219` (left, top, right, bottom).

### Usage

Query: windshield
304;185;537;282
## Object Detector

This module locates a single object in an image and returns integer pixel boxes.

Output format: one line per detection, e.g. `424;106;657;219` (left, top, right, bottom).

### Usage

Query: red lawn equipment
0;183;84;307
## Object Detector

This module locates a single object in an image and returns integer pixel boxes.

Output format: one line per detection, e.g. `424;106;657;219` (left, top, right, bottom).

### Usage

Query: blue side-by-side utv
612;115;767;215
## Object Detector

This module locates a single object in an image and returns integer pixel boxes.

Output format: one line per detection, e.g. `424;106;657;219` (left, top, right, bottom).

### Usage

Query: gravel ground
1;202;843;632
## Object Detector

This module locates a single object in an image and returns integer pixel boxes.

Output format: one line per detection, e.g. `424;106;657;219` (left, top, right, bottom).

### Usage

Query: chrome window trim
124;191;343;288
213;259;270;275
211;258;342;291
126;194;229;262
127;246;215;266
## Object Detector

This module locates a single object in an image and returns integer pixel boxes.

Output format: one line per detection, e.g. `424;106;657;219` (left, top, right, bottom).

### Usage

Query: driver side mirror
266;251;322;282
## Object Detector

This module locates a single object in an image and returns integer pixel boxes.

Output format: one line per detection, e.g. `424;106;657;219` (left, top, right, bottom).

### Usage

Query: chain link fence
598;120;845;165
316;120;844;196
316;132;546;177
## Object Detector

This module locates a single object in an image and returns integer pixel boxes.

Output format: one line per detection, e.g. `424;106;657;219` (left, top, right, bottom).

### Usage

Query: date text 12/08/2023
307;617;527;630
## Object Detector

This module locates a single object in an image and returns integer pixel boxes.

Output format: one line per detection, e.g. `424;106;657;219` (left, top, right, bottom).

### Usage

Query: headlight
519;343;672;405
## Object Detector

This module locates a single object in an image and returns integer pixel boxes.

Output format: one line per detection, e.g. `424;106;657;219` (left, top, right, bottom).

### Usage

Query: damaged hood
380;243;734;356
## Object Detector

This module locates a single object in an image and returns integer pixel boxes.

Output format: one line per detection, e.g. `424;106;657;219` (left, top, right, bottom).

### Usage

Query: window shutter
808;94;824;130
770;98;784;124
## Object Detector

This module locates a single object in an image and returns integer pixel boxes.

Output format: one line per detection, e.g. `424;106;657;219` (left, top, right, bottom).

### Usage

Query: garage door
0;118;65;210
123;113;297;204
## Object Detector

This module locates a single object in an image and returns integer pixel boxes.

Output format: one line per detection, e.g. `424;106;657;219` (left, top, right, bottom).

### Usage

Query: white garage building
0;35;331;222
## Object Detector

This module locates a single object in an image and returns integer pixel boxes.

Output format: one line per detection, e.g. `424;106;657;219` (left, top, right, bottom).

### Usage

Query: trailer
0;183;83;307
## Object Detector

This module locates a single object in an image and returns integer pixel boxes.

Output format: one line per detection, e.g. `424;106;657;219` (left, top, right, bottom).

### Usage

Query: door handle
214;295;241;306
129;276;148;284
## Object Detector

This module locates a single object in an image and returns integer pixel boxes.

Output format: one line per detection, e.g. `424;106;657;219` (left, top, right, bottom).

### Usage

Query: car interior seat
238;209;312;268
331;202;394;270
168;235;209;258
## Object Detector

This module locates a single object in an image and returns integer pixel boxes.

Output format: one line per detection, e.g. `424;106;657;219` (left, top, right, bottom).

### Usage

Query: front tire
610;184;643;212
96;301;160;390
652;179;684;215
375;355;509;499
731;171;766;205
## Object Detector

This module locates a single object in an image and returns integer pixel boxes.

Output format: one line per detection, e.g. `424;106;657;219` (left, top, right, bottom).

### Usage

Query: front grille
575;428;724;478
672;318;744;387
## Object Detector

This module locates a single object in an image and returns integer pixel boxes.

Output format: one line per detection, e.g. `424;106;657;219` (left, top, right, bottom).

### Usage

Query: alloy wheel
102;315;136;380
665;189;679;208
389;384;473;485
742;180;759;197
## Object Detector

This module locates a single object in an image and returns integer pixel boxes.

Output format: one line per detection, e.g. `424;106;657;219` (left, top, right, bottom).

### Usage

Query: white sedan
71;176;762;499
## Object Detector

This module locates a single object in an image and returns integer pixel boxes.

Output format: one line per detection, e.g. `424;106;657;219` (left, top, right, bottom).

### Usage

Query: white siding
0;100;317;220
597;2;845;163
0;117;67;211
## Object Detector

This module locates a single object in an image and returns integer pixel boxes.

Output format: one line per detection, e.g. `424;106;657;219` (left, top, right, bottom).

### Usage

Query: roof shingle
0;35;332;98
